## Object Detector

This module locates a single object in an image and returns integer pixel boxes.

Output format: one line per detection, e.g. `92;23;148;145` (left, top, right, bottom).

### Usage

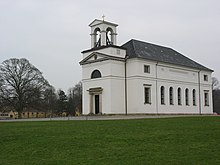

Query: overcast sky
0;0;220;92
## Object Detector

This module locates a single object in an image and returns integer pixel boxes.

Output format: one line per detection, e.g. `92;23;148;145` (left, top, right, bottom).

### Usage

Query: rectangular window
116;49;120;55
144;65;150;73
144;87;151;104
204;91;209;106
204;75;208;81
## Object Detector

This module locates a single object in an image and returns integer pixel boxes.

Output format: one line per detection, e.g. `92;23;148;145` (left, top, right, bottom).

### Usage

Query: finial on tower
102;15;105;21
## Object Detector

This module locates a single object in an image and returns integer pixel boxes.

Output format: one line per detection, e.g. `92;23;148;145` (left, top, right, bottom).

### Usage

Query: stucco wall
82;59;125;115
126;59;213;114
81;52;213;115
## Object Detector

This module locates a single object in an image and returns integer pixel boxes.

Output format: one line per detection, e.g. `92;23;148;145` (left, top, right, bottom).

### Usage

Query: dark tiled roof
122;39;213;71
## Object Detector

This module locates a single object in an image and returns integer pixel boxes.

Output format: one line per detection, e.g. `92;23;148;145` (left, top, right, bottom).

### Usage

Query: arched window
161;86;165;105
94;28;101;47
106;27;113;45
169;87;173;105
178;88;181;105
185;88;189;106
91;70;101;79
193;89;196;106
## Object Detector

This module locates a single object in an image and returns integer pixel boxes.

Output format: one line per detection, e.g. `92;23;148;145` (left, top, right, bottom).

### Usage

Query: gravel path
0;114;211;122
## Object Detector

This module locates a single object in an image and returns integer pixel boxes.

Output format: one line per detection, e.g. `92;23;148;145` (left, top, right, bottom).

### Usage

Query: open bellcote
89;19;118;48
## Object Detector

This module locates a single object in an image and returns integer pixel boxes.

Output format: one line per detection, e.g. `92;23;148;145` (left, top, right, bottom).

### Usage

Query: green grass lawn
0;116;220;165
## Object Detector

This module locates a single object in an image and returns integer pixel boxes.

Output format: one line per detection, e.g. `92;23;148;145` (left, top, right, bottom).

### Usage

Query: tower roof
121;39;213;71
89;19;118;27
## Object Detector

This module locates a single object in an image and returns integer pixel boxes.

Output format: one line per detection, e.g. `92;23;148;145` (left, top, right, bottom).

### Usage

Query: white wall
81;53;213;115
127;78;157;114
82;78;111;114
82;59;125;115
82;47;126;59
199;70;213;114
126;59;157;114
126;58;213;114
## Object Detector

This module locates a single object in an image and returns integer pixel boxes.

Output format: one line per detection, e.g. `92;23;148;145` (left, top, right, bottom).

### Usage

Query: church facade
80;19;213;115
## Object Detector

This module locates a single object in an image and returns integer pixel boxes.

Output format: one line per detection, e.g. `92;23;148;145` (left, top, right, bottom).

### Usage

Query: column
90;94;93;114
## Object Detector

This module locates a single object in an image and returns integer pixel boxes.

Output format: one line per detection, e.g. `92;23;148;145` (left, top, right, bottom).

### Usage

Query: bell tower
80;18;127;115
89;18;118;48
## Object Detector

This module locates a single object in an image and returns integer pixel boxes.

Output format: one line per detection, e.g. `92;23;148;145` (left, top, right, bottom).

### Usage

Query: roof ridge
132;39;172;50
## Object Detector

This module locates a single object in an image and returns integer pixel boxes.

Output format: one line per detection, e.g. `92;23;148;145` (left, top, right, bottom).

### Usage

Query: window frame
193;89;196;106
161;86;165;105
91;70;102;79
204;90;209;106
144;65;150;73
204;75;208;81
178;88;182;105
144;87;151;104
185;88;189;106
169;87;174;105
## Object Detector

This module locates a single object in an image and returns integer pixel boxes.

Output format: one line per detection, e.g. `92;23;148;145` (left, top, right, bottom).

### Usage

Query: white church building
80;19;213;115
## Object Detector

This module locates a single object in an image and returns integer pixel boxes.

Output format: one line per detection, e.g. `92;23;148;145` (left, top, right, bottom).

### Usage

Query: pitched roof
79;52;125;65
89;19;118;27
121;39;213;71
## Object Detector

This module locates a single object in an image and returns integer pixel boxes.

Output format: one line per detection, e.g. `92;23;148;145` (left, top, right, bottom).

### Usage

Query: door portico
88;87;103;114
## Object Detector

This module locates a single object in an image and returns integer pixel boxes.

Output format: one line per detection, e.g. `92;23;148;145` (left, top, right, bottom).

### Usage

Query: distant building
0;110;18;119
80;19;213;115
21;109;47;118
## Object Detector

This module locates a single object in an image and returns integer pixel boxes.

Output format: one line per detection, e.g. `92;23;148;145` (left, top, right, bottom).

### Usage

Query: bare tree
0;58;51;117
212;77;220;90
41;86;57;114
212;77;220;114
67;82;82;115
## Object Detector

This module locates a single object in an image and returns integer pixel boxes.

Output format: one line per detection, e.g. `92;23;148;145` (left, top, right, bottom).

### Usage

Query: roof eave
81;45;126;54
128;56;213;72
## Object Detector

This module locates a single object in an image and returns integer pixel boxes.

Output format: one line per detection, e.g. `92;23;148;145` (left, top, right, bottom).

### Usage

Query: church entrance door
95;95;99;114
88;87;102;114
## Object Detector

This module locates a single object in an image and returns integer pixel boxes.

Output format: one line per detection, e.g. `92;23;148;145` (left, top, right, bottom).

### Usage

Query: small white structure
80;19;213;115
